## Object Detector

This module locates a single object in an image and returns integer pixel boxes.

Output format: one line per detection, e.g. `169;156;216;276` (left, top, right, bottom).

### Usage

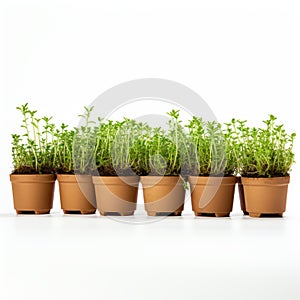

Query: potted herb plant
92;118;142;216
10;104;56;214
55;107;96;215
238;115;295;217
136;110;187;216
187;117;237;217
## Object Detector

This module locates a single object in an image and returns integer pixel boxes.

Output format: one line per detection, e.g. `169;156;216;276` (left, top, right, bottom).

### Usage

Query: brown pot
57;174;96;214
140;176;185;216
236;176;248;215
241;176;290;218
189;176;236;217
92;176;139;216
10;174;56;214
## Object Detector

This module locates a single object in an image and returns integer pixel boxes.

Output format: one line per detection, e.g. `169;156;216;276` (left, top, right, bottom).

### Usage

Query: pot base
249;212;283;218
100;211;134;216
16;209;50;215
194;212;230;217
63;210;96;215
147;211;182;217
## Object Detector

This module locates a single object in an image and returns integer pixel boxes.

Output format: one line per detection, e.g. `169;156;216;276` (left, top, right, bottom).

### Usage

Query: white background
1;0;300;299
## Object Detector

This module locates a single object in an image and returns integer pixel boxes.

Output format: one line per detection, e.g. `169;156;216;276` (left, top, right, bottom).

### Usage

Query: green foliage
54;106;97;174
12;103;56;174
54;123;75;174
226;115;296;177
12;104;295;178
73;106;96;174
93;117;148;175
187;117;232;176
131;110;189;176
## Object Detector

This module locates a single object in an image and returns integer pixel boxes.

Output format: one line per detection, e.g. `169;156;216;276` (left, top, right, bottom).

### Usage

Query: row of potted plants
10;104;296;217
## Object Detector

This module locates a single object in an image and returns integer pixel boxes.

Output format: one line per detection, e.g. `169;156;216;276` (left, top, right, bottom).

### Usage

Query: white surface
1;0;300;299
1;212;300;300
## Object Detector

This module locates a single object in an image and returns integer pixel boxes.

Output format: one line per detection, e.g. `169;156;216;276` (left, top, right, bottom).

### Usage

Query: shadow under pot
57;174;96;215
189;176;236;217
241;176;290;218
236;176;248;215
140;176;185;216
10;174;56;215
92;176;139;216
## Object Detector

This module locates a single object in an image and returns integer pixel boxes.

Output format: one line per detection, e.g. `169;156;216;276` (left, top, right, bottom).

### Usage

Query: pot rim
188;176;237;185
57;174;93;183
10;174;56;183
241;176;290;186
140;175;183;186
92;175;139;185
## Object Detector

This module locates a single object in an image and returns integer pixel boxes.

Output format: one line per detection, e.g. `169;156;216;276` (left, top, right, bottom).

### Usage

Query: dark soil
192;172;233;177
96;166;136;176
55;168;75;175
241;173;289;178
12;166;55;175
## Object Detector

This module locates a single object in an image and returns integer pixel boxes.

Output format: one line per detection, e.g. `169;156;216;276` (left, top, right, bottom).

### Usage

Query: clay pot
92;176;139;216
140;176;185;216
10;174;56;214
241;176;290;217
236;176;248;215
189;176;236;217
57;174;96;214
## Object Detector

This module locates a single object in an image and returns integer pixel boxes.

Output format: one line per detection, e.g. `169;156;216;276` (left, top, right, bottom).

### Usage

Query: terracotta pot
241;176;290;217
236;176;248;215
140;176;185;216
10;174;56;214
189;176;236;217
92;176;139;216
57;174;96;214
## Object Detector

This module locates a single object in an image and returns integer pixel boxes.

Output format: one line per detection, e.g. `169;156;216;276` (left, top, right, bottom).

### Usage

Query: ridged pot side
140;176;185;216
241;176;290;218
92;176;139;216
188;176;237;217
10;174;56;214
57;175;96;214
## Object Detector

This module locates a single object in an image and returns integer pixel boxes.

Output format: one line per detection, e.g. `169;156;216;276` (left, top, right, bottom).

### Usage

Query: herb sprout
54;123;75;174
54;106;96;174
228;115;296;177
73;106;96;174
12;103;56;174
131;110;189;176
93;118;146;176
187;117;230;176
